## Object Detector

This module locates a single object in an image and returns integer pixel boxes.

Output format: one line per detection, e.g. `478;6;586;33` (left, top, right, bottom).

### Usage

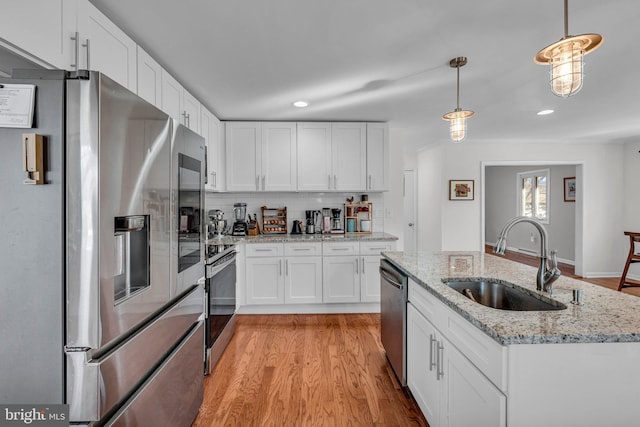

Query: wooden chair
618;231;640;291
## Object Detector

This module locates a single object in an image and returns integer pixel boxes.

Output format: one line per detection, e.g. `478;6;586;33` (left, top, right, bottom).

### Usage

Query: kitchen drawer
408;279;507;392
322;241;359;256
359;241;395;255
284;242;322;257
245;243;284;257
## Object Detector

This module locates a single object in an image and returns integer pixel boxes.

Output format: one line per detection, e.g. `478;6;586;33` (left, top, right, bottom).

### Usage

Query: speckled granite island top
383;251;640;346
207;232;397;245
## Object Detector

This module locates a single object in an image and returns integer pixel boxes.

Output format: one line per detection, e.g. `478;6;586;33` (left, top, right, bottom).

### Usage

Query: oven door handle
207;251;236;277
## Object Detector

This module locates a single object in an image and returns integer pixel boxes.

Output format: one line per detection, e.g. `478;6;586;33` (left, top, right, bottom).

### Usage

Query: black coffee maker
305;210;315;234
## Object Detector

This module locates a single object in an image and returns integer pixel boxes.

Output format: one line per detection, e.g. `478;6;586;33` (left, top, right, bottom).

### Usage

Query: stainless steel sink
444;280;566;311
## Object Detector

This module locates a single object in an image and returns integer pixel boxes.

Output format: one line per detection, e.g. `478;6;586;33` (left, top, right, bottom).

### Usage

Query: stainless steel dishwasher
380;258;408;386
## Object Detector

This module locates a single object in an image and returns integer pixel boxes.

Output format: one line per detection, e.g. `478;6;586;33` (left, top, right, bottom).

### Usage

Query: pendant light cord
456;61;460;110
564;0;569;37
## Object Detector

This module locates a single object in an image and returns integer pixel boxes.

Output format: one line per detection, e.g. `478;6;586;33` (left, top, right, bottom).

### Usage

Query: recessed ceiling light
537;109;554;116
293;101;308;108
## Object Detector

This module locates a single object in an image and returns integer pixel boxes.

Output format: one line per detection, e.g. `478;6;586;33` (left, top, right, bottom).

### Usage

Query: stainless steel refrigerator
0;70;206;426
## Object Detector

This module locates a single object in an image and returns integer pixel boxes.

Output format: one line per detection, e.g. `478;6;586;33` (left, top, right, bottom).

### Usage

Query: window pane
522;177;533;217
535;176;547;219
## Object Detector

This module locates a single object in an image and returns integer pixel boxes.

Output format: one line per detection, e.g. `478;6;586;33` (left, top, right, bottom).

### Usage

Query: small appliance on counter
232;202;248;236
305;210;317;234
331;208;344;233
207;209;227;238
322;208;332;233
291;220;303;234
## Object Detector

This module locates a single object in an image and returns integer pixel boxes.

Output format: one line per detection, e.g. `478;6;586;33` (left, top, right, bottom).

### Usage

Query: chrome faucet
493;216;561;294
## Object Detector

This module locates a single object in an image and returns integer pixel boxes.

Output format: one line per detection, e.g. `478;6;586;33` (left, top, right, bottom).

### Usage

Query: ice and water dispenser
114;215;150;304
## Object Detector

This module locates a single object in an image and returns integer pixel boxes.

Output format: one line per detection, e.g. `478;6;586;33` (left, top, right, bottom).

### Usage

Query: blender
231;203;248;236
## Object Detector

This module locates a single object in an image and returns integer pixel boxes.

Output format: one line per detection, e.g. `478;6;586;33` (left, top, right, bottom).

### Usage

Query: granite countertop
207;232;397;245
383;251;640;346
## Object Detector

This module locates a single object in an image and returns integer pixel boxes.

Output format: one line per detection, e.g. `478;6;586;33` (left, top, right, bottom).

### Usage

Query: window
517;169;549;222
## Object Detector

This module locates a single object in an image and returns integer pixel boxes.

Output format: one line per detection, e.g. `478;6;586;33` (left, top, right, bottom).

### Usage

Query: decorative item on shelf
449;180;474;201
534;0;603;98
344;201;373;234
442;57;474;143
261;206;287;234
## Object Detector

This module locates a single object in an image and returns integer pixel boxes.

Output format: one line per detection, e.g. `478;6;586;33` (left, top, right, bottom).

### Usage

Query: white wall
416;142;626;277
485;165;576;263
622;140;640;278
416;144;443;252
384;128;407;249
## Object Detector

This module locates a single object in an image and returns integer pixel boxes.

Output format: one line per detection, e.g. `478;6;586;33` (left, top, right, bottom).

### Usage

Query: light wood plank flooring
192;314;428;427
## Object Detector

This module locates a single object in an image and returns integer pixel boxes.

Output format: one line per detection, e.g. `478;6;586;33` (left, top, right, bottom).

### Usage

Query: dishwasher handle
379;267;404;290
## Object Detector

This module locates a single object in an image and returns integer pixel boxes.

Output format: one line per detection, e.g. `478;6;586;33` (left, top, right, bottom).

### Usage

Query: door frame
481;161;584;276
403;169;417;252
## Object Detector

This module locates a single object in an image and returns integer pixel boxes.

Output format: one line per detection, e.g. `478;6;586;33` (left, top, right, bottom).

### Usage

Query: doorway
481;161;584;276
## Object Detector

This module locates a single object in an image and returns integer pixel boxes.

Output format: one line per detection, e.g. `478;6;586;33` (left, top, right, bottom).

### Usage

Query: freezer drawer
66;284;203;422
108;321;204;427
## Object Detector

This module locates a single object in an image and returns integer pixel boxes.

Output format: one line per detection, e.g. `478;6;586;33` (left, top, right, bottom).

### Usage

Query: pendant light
534;0;603;97
442;57;474;143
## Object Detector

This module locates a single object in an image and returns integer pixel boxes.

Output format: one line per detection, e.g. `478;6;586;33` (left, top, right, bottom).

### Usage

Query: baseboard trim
485;242;575;266
237;302;380;315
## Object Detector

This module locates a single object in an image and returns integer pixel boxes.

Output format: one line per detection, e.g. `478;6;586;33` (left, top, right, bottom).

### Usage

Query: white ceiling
90;0;640;150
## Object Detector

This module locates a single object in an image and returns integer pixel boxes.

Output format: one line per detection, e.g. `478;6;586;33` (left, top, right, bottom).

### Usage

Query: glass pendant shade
443;109;473;142
549;40;584;96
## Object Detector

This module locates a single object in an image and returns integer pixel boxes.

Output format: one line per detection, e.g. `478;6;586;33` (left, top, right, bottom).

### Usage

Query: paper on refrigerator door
0;83;36;128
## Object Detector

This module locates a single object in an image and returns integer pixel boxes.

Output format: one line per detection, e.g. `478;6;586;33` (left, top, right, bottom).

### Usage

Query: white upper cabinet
77;0;137;92
0;0;137;92
226;122;297;192
226;122;262;191
261;122;297;191
183;90;201;133
136;46;162;108
202;108;225;191
161;69;183;122
296;122;332;191
331;122;367;191
0;0;76;70
366;123;389;191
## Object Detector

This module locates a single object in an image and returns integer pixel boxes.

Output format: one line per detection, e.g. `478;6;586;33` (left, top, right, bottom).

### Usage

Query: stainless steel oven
205;243;237;374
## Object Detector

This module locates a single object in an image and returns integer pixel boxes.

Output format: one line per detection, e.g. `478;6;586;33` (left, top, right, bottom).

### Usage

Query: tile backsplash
205;192;385;233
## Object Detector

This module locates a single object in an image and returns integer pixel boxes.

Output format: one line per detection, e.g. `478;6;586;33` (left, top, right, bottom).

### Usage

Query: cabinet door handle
262;175;265;190
429;334;436;371
279;259;282;276
328;174;331;189
255;248;273;252
285;259;289;276
82;38;91;70
355;258;359;274
436;341;445;380
332;247;349;251
70;32;80;70
186;113;190;128
255;176;260;191
212;171;217;188
334;174;337;189
361;257;364;271
293;248;310;251
368;174;372;190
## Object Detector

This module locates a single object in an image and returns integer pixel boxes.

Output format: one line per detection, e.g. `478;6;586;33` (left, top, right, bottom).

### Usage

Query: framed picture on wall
449;180;474;201
564;177;576;202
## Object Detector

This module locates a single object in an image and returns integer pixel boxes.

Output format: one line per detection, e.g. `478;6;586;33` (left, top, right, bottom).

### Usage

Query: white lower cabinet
245;243;284;305
322;255;360;303
407;284;506;427
243;240;396;307
284;242;322;304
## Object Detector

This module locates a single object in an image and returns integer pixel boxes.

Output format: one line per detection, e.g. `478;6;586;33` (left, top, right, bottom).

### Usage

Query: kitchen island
383;251;640;427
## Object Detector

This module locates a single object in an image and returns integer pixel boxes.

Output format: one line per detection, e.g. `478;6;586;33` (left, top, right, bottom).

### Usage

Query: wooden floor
192;314;428;427
484;245;640;297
